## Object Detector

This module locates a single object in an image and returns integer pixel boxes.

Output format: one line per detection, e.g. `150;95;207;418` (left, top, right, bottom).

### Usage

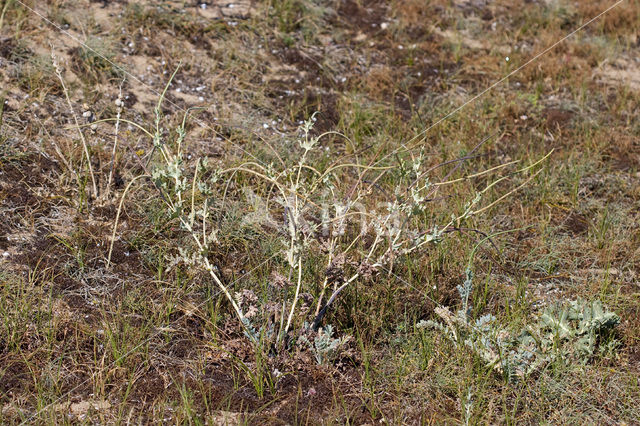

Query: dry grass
0;0;639;423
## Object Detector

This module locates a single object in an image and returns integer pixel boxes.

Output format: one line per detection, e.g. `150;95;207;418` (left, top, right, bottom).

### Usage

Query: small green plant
299;324;350;365
270;0;307;33
423;271;621;380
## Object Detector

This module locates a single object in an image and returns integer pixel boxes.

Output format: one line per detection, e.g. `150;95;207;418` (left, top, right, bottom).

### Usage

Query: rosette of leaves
525;299;620;363
423;271;620;380
298;324;350;365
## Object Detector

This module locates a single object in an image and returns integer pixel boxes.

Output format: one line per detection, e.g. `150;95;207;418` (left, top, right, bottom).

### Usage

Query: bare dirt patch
594;57;640;92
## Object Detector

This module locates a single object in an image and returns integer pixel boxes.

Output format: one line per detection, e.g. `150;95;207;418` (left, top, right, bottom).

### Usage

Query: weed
423;270;621;381
140;83;546;352
298;324;350;365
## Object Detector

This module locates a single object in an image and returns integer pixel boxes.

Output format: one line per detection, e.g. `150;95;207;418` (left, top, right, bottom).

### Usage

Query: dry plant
102;70;552;354
51;49;98;200
51;49;125;204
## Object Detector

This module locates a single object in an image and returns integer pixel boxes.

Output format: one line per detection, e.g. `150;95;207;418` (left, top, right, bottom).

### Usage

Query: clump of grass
122;3;224;44
0;266;59;359
270;0;306;33
70;36;122;83
15;54;63;96
51;51;98;200
267;0;331;43
0;0;31;32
